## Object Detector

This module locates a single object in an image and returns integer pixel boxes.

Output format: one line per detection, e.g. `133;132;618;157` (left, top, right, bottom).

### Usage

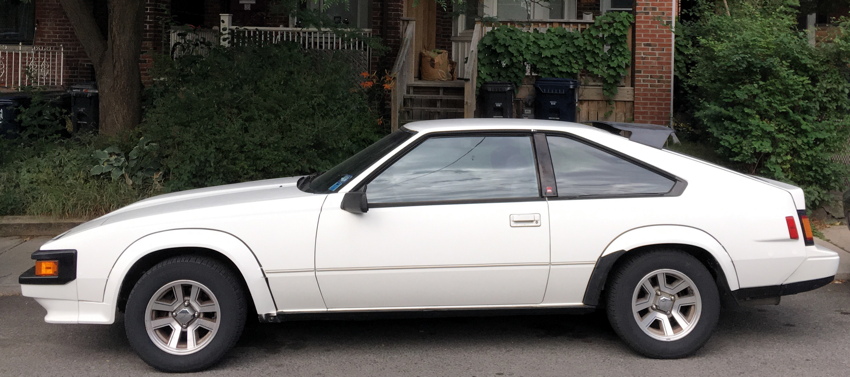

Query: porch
0;44;64;92
389;18;636;130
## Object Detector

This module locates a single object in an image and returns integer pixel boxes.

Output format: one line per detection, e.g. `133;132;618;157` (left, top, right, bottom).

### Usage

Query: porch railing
390;18;416;131
0;44;64;89
217;14;372;72
463;22;482;118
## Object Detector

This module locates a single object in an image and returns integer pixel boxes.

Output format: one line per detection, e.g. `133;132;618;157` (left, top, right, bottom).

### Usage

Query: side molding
583;225;739;306
101;229;276;322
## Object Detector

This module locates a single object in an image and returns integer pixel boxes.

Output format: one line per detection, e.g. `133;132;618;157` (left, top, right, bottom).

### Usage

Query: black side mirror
341;190;368;214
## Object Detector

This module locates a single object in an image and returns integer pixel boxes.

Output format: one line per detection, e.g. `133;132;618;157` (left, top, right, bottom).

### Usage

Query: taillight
786;216;799;239
799;211;814;246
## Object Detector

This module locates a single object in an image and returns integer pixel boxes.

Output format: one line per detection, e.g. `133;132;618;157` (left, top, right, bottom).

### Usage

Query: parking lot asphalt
1;222;849;297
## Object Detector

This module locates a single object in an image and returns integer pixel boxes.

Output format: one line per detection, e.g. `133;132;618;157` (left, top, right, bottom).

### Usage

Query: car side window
367;135;539;204
547;135;674;197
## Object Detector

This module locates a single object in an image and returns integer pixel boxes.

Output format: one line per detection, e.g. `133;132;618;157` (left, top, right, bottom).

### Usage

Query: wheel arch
104;229;276;321
582;225;739;307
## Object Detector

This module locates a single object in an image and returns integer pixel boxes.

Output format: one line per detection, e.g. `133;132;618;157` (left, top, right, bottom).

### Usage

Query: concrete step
0;216;86;237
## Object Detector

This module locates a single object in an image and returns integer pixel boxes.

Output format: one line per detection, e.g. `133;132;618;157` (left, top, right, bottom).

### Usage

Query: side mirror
341;190;368;214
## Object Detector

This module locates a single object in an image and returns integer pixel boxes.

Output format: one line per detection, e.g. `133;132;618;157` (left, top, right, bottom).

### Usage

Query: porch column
632;0;677;126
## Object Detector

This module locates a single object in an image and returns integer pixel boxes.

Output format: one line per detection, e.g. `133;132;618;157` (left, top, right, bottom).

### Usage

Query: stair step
408;80;465;88
403;94;465;101
403;106;464;112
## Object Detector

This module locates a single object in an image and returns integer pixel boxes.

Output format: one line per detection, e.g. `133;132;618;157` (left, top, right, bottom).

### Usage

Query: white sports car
19;119;838;372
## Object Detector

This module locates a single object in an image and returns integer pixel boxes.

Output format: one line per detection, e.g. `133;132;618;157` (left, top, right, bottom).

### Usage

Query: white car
19;119;838;372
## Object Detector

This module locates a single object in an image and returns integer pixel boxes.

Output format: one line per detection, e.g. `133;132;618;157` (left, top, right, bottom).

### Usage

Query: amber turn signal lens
35;260;59;276
801;215;814;242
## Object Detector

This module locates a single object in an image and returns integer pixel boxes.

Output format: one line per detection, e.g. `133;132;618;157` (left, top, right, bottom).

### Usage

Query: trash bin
480;82;514;118
69;82;99;133
534;78;579;122
0;96;27;139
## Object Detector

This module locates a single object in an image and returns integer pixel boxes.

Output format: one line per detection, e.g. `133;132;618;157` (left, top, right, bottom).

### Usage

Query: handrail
0;43;64;89
463;22;482;118
390;19;415;131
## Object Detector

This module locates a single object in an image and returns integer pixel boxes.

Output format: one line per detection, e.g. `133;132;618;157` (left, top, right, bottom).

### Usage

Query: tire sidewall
125;257;246;372
606;250;720;359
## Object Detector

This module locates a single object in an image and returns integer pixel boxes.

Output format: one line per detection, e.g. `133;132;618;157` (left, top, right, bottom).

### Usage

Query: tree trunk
60;0;144;137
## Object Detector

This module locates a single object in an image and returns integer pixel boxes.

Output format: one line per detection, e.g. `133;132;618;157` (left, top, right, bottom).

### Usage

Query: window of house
603;0;634;13
367;135;540;204
483;0;577;21
307;0;371;29
547;135;674;197
0;0;35;45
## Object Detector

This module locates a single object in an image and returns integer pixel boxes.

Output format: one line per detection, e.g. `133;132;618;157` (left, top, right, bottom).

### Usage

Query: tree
60;0;144;137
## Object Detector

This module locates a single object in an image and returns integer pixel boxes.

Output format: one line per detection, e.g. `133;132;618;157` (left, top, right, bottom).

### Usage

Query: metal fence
0;44;64;89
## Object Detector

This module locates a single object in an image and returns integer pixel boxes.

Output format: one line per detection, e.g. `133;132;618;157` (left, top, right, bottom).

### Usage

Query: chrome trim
263;268;314;274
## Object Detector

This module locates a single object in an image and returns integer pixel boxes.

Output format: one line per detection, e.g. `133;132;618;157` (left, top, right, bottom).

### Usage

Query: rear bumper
733;245;839;304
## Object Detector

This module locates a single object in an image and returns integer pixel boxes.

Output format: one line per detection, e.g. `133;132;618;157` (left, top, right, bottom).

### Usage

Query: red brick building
1;0;678;126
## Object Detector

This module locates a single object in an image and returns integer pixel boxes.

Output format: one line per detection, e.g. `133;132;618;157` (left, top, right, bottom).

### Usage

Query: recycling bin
534;78;579;122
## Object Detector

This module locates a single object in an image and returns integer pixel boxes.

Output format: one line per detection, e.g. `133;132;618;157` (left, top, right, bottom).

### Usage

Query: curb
0;216;86;237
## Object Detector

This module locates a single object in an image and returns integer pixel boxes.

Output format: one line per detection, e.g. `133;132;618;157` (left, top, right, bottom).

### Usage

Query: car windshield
301;129;415;193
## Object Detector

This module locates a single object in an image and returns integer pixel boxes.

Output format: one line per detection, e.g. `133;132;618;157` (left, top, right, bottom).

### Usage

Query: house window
0;0;35;44
310;0;371;29
603;0;634;13
484;0;577;21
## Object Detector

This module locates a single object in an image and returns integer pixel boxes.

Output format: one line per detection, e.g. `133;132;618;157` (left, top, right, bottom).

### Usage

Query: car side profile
19;119;838;372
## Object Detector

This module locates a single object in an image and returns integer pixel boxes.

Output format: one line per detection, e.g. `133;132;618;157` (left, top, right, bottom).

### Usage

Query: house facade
1;0;677;126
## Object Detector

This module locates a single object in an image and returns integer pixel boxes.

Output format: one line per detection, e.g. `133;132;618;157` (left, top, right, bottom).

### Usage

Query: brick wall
632;0;676;126
435;3;452;52
33;0;93;84
371;0;404;74
140;0;169;85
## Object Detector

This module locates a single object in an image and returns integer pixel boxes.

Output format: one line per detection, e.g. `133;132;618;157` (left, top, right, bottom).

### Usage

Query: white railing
0;44;64;89
218;14;371;56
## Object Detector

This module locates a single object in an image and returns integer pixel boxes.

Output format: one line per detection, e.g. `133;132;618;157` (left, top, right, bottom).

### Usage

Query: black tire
605;249;719;358
125;256;247;372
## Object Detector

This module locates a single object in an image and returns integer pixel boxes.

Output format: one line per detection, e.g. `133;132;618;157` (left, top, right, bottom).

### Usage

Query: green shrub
477;12;634;98
142;42;383;191
677;0;850;208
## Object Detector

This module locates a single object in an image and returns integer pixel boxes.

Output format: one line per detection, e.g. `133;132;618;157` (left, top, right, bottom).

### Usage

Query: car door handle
510;213;541;227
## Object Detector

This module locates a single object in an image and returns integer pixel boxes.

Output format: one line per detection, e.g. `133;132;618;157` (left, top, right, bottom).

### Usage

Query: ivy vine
477;12;634;98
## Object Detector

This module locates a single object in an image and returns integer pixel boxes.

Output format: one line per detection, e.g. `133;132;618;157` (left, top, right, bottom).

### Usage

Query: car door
315;133;551;309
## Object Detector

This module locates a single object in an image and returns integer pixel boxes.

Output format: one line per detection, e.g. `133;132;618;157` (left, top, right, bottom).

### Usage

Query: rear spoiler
589;121;678;149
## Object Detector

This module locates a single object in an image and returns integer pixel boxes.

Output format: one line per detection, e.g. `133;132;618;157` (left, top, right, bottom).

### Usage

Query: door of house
405;0;437;78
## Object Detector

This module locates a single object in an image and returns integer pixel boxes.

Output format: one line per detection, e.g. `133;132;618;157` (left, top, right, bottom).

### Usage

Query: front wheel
125;256;247;372
606;250;720;358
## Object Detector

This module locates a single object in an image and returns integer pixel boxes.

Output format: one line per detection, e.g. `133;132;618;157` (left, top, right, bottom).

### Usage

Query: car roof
402;119;674;149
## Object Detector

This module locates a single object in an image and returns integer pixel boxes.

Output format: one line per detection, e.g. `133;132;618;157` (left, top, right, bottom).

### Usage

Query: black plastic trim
533;133;558;197
18;249;77;285
259;306;597;323
369;196;546;209
731;276;834;303
582;250;626;306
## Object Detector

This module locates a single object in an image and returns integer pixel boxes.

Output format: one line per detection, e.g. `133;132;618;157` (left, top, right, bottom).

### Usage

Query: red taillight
786;216;799;239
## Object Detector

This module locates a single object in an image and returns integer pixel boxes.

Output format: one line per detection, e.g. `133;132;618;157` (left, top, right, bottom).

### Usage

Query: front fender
101;229;276;323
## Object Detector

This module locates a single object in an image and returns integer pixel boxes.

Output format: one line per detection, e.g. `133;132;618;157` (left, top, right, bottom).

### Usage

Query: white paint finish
541;264;595;304
266;271;327;312
77;302;115;324
102;229;279;316
316;194;550;308
317;266;551;308
20;280;77;300
782;245;840;285
34;298;79;323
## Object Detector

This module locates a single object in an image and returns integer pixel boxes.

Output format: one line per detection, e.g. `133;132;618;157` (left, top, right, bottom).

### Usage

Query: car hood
51;177;314;241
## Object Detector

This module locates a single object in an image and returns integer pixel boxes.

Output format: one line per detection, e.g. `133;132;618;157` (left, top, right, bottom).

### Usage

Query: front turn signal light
35;260;59;276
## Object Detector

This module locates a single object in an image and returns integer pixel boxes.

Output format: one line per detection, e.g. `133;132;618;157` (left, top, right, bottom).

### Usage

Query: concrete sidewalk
2;223;849;297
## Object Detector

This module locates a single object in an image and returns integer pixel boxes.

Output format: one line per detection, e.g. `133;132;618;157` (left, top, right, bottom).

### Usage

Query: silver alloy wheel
144;279;221;355
631;268;702;341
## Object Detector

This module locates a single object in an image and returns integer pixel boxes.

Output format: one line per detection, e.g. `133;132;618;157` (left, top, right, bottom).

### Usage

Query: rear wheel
606;250;719;358
125;256;247;372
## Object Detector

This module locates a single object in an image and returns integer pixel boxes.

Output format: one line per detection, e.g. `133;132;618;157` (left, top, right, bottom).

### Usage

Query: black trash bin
0;96;29;139
69;83;99;133
534;78;579;122
480;82;514;118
